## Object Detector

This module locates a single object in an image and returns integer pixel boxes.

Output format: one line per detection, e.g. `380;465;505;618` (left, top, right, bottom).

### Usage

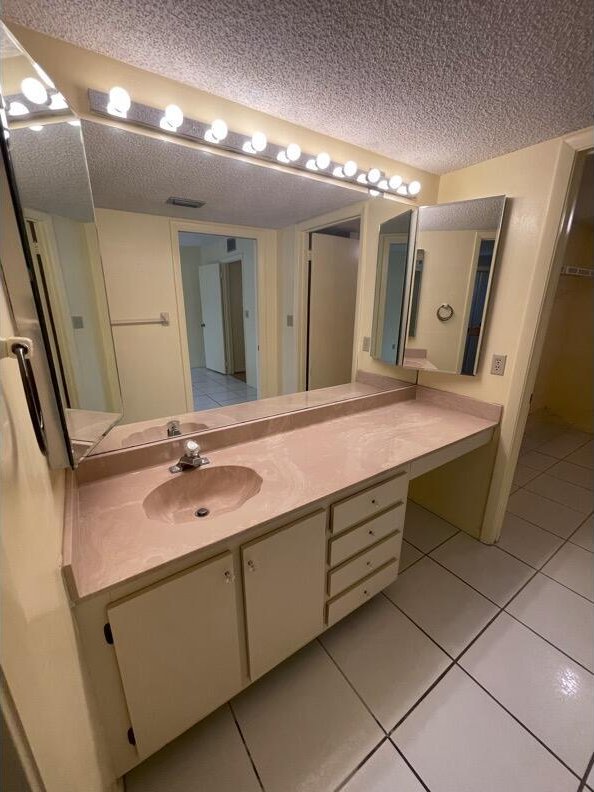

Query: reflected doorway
306;218;360;390
178;231;258;410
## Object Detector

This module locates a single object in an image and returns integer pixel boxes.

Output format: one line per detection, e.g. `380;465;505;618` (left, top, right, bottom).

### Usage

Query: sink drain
195;507;210;518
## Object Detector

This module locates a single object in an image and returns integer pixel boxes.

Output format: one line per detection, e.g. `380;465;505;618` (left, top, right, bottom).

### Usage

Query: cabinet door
243;511;326;680
108;552;242;759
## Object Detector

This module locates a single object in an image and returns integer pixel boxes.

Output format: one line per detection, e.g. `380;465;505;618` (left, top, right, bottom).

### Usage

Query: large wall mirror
372;195;506;375
1;25;123;464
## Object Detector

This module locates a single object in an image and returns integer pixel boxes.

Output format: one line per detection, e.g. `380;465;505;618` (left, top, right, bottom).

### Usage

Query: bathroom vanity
63;383;500;775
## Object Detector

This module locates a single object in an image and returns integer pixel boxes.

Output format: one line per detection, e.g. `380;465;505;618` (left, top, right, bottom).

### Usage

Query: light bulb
396;184;408;196
108;86;131;113
343;160;357;178
286;143;301;162
316;152;330;170
388;174;403;190
21;77;47;105
242;141;256;154
211;118;228;141
277;150;290;163
369;189;381;197
408;180;421;196
377;179;388;190
305;159;318;171
29;124;43;132
49;93;68;110
8;101;28;117
68;119;81;127
251;131;267;152
367;167;381;184
33;62;55;89
164;104;183;129
356;173;368;184
333;166;345;178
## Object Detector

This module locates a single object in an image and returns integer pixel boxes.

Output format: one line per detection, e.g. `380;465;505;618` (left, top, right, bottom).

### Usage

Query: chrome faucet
166;419;182;437
169;439;210;473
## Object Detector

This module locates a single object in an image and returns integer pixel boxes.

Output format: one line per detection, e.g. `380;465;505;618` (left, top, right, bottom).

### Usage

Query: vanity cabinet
107;551;242;759
242;510;326;680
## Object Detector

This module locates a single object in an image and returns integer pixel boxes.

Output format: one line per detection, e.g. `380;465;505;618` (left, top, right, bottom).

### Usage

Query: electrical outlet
362;336;371;352
491;354;507;376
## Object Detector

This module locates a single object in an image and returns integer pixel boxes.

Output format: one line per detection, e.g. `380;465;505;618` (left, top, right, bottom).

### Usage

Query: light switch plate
491;354;507;375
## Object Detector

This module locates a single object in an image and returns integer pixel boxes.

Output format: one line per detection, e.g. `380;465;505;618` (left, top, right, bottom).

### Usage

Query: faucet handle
184;439;201;458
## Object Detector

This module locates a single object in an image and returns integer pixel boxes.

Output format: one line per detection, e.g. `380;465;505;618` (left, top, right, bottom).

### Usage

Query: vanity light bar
88;88;422;199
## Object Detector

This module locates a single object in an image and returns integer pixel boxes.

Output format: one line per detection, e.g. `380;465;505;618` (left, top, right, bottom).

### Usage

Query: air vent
166;196;205;209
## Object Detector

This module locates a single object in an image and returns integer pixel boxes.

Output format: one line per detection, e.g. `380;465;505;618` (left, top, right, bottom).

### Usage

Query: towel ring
436;303;454;322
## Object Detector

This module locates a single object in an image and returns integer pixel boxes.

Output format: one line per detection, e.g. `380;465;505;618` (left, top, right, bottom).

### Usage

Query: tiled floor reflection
191;366;257;410
125;412;593;792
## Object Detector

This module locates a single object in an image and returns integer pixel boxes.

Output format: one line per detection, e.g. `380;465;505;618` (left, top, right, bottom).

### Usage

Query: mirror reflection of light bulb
68;119;81;127
49;93;68;110
211;119;228;140
333;166;345;178
408;180;421;195
8;101;29;117
343;160;357;178
388;175;403;190
367;167;381;184
305;159;318;171
164;104;183;128
21;77;48;105
108;86;131;112
316;152;330;170
286;143;301;161
251;131;267;152
29;124;44;132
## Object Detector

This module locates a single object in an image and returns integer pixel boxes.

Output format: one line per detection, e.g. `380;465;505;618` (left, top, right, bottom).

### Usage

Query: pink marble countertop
67;391;500;601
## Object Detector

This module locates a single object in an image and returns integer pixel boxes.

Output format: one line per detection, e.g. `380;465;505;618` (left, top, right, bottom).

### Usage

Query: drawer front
329;503;404;567
331;470;408;535
326;560;399;627
328;532;402;598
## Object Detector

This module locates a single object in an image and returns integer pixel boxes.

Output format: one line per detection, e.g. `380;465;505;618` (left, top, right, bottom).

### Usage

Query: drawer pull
371;498;377;505
363;589;370;597
368;529;375;536
366;560;373;567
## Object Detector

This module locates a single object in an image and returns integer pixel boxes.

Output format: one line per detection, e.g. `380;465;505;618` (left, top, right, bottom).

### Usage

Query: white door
198;262;226;373
308;234;359;390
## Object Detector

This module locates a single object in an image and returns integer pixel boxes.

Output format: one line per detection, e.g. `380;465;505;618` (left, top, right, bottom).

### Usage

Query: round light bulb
378;179;389;190
396;184;408;196
33;62;55;89
108;86;131;113
367;167;381;184
316;152;330;170
21;77;48;105
49;93;68;110
408;180;421;196
164;104;183;129
388;174;403;190
343;160;357;178
369;189;381;197
8;101;29;117
211;119;228;141
286;143;301;162
251;131;267;152
29;124;43;132
332;166;345;178
305;159;318;171
277;151;290;163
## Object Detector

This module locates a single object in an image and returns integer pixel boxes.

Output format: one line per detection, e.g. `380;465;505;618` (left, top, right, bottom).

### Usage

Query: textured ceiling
9;123;95;221
81;121;364;227
419;196;505;232
3;0;592;173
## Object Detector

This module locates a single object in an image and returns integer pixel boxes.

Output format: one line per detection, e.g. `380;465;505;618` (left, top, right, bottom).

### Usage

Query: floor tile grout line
455;665;582;781
424;551;510;608
388;660;456;735
388;740;432;792
315;638;389;735
405;527;461;558
538;569;594;604
380;590;459;659
523;470;594;497
332;737;389;792
228;702;266;792
503;609;594;676
578;752;594;791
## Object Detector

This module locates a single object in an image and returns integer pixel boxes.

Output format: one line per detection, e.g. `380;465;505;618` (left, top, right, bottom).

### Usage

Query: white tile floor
191;366;257;410
125;412;593;792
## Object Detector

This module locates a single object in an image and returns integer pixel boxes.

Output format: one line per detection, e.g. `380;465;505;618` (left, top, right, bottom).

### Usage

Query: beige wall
0;283;116;792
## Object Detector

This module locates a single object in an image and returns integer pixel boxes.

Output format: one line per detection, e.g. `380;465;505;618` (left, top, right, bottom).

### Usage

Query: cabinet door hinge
103;622;114;645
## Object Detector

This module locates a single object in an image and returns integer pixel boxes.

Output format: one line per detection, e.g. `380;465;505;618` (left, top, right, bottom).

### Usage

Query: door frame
170;219;277;412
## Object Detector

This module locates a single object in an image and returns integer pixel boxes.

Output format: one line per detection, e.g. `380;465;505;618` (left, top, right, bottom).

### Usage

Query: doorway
178;232;258;410
305;218;360;390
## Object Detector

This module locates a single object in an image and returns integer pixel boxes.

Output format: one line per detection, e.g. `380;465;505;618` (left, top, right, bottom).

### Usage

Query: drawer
331;470;408;535
328;532;402;598
326;560;399;627
329;503;404;567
